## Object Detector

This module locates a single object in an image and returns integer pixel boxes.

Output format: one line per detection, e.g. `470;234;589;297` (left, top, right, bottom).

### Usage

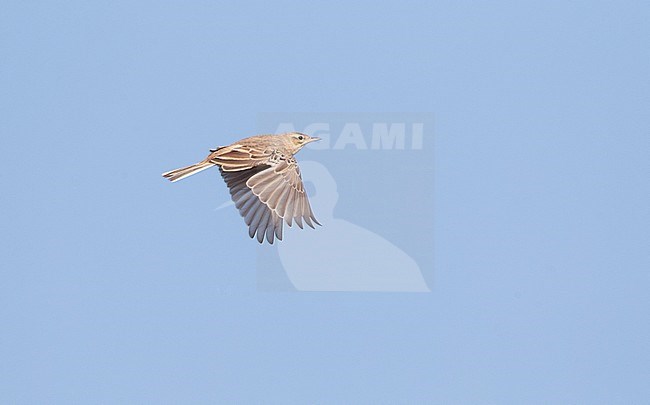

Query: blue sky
1;0;649;403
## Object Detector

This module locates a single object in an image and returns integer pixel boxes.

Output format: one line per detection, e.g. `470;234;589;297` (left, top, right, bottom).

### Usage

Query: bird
162;132;321;244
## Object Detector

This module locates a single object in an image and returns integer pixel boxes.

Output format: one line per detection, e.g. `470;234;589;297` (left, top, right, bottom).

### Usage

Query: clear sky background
2;1;649;403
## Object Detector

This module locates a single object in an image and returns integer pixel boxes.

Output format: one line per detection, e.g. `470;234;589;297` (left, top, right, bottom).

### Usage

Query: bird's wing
220;165;284;244
209;144;271;171
246;158;320;229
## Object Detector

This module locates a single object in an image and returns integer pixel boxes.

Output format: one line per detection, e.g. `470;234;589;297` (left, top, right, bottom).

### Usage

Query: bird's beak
307;137;321;143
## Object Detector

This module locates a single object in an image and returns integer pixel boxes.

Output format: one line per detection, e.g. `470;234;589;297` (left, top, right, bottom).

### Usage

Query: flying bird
162;132;321;244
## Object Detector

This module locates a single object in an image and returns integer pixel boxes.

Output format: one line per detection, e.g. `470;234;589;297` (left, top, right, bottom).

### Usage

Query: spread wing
217;147;319;244
246;158;320;229
220;165;284;244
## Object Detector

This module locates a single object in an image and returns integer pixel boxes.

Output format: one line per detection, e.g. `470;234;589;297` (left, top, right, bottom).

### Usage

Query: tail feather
162;161;214;182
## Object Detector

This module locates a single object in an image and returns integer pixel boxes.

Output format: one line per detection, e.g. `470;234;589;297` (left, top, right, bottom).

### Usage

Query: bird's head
285;132;321;153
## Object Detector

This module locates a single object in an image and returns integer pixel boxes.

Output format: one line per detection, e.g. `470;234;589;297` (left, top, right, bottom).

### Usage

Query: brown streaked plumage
162;132;321;244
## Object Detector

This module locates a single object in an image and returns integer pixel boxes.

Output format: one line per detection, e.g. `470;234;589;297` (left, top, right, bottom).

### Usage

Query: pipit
162;132;321;244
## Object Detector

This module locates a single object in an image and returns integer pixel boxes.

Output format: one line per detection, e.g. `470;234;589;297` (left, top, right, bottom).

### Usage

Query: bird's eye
297;135;304;141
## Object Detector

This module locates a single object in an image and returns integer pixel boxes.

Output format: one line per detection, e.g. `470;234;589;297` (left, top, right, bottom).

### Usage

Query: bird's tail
162;160;214;182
